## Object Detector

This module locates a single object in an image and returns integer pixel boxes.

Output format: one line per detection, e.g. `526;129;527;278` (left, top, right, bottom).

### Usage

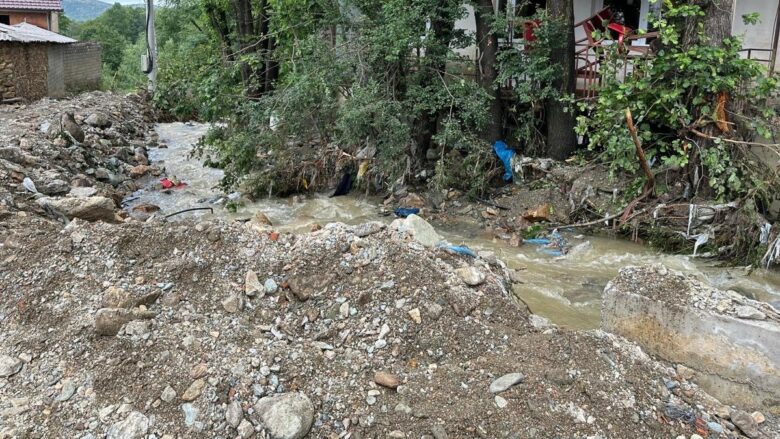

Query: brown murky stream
124;122;780;330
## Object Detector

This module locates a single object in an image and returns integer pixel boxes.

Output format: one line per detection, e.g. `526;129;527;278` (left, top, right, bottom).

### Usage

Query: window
0;15;10;25
603;0;642;30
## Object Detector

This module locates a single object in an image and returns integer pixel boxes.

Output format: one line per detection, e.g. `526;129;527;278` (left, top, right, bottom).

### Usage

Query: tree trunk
474;0;503;143
545;0;577;160
683;0;733;48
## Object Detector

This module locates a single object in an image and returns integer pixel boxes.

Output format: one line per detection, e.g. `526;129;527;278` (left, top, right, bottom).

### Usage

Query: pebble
237;419;254;438
431;425;449;439
55;379;77;402
730;409;761;438
495;395;508;408
245;270;263;297
221;294;244;313
408;308;422;324
455;266;486;286
226;399;243;428
751;411;765;424
490;373;525;393
389;431;406;438
181;379;206;401
374;371;401;389
264;278;279;294
0;355;23;377
161;385;176;403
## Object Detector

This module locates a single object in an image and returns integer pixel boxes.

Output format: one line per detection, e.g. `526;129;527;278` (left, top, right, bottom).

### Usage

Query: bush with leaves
577;1;779;202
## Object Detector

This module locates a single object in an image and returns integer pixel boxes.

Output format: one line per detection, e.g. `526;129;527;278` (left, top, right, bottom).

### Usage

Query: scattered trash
164;207;214;219
692;233;709;257
492;140;515;182
394;207;420;218
664;403;696;424
160;177;187;189
760;223;772;244
524;230;570;256
439;245;477;258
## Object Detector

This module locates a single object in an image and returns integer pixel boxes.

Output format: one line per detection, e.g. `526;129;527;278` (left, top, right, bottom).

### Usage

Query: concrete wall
0;42;49;101
734;0;779;69
61;42;102;93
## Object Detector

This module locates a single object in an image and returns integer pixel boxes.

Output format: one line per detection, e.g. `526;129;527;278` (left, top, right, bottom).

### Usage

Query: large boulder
253;393;314;439
602;265;780;410
37;196;117;222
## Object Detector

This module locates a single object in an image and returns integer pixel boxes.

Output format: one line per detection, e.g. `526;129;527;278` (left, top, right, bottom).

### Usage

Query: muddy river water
125;122;780;329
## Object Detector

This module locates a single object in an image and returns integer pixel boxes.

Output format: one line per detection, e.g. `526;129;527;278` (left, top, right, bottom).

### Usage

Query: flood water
124;122;780;330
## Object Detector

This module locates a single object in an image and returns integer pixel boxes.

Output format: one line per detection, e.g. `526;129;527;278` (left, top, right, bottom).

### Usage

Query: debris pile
1;214;774;438
0;91;156;221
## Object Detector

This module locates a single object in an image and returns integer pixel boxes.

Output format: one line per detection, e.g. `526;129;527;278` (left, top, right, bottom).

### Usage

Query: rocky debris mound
0;91;158;221
603;265;780;437
0;216;773;438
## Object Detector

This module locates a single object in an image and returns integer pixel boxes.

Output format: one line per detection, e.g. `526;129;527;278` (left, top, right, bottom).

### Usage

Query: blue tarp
394;207;420;218
493;140;515;182
440;245;477;257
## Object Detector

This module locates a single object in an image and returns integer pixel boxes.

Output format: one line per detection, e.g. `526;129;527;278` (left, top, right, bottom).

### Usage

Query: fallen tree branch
625;108;655;192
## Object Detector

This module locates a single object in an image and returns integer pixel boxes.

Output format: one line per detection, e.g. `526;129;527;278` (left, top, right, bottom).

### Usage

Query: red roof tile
0;0;63;12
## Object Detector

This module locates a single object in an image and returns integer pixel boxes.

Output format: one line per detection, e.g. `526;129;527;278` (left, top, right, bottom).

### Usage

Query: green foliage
577;0;779;200
182;0;496;196
75;4;145;71
497;11;571;154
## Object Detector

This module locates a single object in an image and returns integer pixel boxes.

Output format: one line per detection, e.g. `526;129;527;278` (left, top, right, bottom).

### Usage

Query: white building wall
733;0;778;68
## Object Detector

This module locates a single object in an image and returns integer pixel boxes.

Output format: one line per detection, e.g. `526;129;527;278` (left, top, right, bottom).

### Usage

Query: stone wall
62;42;102;93
0;43;48;101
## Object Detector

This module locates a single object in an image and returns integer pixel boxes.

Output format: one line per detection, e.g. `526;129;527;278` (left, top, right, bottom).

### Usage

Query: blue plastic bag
440;245;477;257
492;140;515;182
394;207;420;218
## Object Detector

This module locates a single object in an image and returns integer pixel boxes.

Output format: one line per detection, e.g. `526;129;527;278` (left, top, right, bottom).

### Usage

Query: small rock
735;305;766;320
181;379;206;401
245;270;263;297
161;385;177;403
190;363;209;379
751;411;765;424
494;395;508;408
490;373;525;393
408;308;422;324
253;393;314;439
264;278;278;294
94;308;155;336
354;221;384;237
85;112;110;127
55;379;77;402
374;371;401;389
0;355;23;378
222;294;244;313
431;425;449;439
226;400;243;428
676;364;695;380
730;409;761;438
237;419;254;438
68;186;98;198
106;411;149;439
455;266;486;286
389;431;405;438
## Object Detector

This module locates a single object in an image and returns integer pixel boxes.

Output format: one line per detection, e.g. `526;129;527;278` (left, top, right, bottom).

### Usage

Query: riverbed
124;122;780;329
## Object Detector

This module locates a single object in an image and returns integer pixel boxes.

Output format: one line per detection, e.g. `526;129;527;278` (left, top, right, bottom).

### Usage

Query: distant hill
63;0;112;21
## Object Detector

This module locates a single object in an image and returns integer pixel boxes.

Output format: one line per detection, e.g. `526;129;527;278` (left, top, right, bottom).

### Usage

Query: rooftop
0;0;63;11
0;22;75;43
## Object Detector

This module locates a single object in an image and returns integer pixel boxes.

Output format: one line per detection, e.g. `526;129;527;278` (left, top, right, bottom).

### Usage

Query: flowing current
124;122;780;330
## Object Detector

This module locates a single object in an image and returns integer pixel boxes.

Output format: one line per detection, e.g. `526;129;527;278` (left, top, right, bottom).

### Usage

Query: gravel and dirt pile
0;212;768;438
0;91;156;221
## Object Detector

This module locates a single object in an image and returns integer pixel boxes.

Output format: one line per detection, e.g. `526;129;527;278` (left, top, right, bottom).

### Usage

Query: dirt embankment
0;213;773;439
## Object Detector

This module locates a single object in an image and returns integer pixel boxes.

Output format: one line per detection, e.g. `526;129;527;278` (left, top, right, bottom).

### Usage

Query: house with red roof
0;0;63;33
